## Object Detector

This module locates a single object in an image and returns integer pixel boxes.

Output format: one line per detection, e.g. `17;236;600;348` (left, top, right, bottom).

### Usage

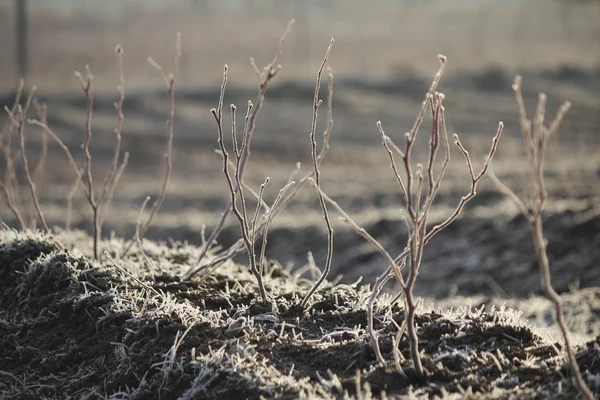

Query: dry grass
1;229;598;399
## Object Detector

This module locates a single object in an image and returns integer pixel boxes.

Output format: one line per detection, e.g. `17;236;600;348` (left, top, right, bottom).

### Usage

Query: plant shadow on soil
1;231;599;399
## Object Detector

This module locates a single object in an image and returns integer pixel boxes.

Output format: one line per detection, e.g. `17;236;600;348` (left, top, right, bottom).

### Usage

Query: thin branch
66;169;83;230
212;65;267;301
99;152;129;226
492;79;593;400
488;168;532;222
251;177;270;249
13;88;49;231
194;20;295;272
98;44;126;208
105;251;163;298
30;99;48;229
311;179;405;289
75;65;100;259
135;196;154;269
4;89;47;231
426;123;503;240
301;38;335;307
0;181;25;230
27;120;87;194
259;181;295;276
136;33;181;242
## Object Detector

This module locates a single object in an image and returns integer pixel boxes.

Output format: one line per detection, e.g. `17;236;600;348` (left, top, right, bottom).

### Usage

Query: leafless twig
30;99;49;229
124;34;181;257
27;48;129;258
199;59;335;282
211;66;268;300
1;81;26;230
300;38;335;308
489;76;593;400
190;20;294;276
74;65;101;258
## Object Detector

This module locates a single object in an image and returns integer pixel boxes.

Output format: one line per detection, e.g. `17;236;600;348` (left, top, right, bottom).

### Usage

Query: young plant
29;46;130;259
489;76;594;400
4;88;49;232
188;20;295;278
211;65;294;302
187;38;336;289
2;83;48;232
300;38;334;308
124;34;181;255
313;56;503;381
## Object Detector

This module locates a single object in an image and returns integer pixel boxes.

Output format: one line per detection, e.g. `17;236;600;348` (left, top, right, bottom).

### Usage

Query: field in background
0;0;599;298
2;0;600;91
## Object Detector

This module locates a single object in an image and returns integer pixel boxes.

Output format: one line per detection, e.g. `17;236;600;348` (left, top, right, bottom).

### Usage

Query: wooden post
16;0;28;80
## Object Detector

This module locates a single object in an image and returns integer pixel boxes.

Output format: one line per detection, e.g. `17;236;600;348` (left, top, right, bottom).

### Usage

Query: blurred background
2;0;600;91
1;0;599;297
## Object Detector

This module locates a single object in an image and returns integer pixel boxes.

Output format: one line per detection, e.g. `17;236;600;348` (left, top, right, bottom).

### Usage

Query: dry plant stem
28;119;88;230
104;251;163;298
259;181;295;276
27;51;129;251
135;196;154;269
5;88;49;232
233;157;270;213
66;170;83;230
74;66;100;259
15;90;49;231
210;150;271;213
312;180;404;363
401;92;451;381
213;66;267;301
135;33;181;244
5;90;48;231
99;45;125;213
30;110;129;236
193;68;335;277
27;121;87;193
391;317;408;378
324;55;503;379
371;57;450;378
231;103;255;266
490;76;593;400
193;20;294;272
300;38;335;308
99;152;129;225
251;178;269;248
3;82;24;194
0;182;25;230
1;82;26;230
369;120;503;374
31;100;48;228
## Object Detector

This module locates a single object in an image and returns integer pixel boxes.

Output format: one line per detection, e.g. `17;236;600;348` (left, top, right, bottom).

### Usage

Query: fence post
16;0;28;81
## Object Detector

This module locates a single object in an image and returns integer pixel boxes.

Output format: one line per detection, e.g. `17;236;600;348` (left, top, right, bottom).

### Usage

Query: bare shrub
187;20;295;279
4;88;49;232
210;63;296;302
29;46;130;259
123;34;182;256
185;24;337;288
313;56;503;381
300;38;334;308
2;85;54;232
489;76;594;400
0;80;33;230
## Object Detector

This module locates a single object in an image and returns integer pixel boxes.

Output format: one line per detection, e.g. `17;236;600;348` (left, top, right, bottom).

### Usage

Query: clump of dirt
0;231;599;399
